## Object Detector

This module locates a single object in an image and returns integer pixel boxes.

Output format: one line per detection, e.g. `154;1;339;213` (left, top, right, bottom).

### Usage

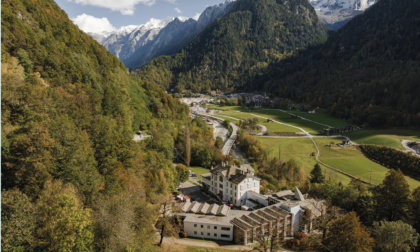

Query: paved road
221;123;239;155
401;140;420;157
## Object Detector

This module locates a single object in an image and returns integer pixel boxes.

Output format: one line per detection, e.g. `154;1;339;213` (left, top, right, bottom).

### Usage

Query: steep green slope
1;0;192;250
259;0;420;128
1;0;189;201
136;0;329;92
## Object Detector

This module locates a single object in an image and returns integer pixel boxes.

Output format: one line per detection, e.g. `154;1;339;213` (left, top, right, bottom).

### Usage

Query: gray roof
272;190;294;198
183;214;233;226
207;204;219;215
247;190;268;200
217;205;230;216
188;202;201;213
197;203;210;214
181;202;192;212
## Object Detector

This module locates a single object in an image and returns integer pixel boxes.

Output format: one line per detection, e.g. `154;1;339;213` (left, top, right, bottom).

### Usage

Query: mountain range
88;0;236;68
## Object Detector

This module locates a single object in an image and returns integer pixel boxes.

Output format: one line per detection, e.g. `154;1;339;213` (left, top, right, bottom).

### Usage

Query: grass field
314;137;420;189
256;137;352;185
250;110;326;132
290;109;349;127
346;128;420;149
189;167;211;181
214;111;299;132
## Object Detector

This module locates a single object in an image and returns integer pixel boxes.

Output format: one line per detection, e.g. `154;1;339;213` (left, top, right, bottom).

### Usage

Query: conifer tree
323;212;375;252
310;163;325;184
373;169;411;222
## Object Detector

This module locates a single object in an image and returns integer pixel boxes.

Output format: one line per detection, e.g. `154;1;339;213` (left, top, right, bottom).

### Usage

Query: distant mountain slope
260;0;420;128
136;0;329;92
88;0;236;68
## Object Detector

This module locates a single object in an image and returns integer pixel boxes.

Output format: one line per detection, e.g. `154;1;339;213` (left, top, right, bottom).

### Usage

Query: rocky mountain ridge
89;0;236;68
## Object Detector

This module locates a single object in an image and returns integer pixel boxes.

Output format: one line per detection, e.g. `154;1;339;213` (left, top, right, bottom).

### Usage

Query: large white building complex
201;162;262;206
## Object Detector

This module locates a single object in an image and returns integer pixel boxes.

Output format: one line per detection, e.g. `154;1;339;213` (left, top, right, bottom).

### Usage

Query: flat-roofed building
183;214;234;241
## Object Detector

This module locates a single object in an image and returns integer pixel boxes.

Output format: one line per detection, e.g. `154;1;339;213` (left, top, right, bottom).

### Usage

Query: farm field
207;105;247;111
256;137;352;185
247;110;325;132
314;137;420;189
346;128;420;149
289;109;349;127
214;111;299;132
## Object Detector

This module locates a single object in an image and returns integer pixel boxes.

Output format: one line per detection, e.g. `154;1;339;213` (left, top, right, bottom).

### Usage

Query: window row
193;231;230;238
193;224;230;231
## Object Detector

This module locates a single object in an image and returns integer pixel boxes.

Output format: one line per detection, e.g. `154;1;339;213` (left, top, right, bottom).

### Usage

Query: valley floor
210;105;420;189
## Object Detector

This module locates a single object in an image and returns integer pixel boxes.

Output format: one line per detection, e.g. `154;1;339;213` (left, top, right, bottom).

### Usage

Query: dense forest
257;0;420;127
359;145;420;179
134;0;329;93
0;0;193;250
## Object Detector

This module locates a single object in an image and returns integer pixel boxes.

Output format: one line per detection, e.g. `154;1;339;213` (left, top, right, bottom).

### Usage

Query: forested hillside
1;0;191;250
135;0;329;93
259;0;420;128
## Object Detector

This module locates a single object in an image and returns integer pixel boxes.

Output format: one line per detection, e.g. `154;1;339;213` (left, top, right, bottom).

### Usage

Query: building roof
281;201;300;208
207;204;219;215
299;199;327;218
197;203;210;214
272;190;294;198
188;202;200;213
294;187;305;201
181;202;192;212
247;190;268;200
201;173;211;181
216;205;230;216
210;163;255;181
183;214;233;226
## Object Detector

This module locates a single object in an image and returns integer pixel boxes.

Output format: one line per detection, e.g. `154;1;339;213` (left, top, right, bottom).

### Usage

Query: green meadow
346;128;420;149
257;137;352;185
214;111;299;132
314;137;420;189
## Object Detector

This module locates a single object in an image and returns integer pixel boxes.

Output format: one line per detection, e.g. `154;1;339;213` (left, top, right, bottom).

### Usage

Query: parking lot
179;180;219;205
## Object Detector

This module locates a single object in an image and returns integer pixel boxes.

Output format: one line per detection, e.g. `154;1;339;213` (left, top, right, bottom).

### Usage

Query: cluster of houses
322;125;361;135
173;162;327;245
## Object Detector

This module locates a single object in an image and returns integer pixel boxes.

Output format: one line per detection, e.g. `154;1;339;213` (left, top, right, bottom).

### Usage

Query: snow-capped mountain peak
309;0;378;11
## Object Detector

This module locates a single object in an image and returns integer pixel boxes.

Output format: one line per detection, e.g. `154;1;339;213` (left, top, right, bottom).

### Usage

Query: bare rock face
88;0;236;68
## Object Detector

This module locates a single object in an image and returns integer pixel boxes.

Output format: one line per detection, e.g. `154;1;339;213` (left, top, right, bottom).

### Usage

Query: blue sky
56;0;228;33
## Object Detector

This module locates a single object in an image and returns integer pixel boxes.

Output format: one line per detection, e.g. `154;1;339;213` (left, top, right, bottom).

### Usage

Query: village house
201;162;261;206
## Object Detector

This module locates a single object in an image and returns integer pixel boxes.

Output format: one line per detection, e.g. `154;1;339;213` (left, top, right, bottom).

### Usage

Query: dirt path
257;124;267;136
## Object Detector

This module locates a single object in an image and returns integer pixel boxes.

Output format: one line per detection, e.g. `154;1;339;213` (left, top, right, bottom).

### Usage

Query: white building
201;162;261;206
183;214;234;241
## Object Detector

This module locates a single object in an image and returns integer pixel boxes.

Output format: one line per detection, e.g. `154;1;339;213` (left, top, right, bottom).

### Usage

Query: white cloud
72;14;116;33
69;0;156;15
164;0;177;3
174;7;182;13
192;12;201;21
